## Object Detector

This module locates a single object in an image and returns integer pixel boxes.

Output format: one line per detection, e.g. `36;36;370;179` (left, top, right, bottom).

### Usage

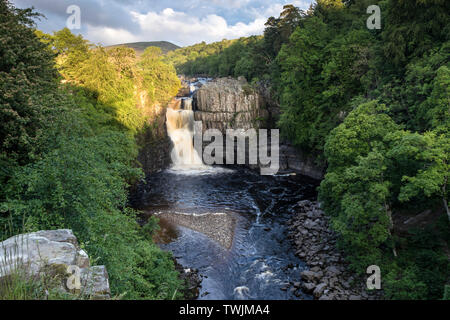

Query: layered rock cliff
191;77;325;179
193;77;269;132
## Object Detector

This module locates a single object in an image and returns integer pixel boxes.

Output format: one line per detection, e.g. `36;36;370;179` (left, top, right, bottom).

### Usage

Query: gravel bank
287;200;383;300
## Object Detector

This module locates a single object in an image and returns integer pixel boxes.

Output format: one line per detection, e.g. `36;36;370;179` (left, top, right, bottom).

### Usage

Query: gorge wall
193;77;269;132
192;77;325;179
135;77;325;180
136;103;172;175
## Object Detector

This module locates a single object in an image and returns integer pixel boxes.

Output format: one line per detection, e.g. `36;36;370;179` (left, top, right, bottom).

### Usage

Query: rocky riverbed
287;200;384;300
173;259;202;300
156;212;235;249
0;229;111;299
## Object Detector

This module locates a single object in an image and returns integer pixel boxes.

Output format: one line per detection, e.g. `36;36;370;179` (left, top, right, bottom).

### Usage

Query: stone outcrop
190;77;325;179
0;229;111;299
279;144;325;180
193;77;269;132
136;104;172;175
287;201;383;300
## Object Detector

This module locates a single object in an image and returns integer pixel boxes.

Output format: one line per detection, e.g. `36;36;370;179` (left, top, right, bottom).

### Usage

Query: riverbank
287;200;384;300
173;259;202;300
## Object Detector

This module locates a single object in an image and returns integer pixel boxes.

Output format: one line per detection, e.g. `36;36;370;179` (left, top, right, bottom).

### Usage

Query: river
132;166;318;300
131;78;318;300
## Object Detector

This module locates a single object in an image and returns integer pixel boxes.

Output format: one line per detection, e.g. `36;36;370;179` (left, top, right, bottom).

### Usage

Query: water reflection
133;167;318;300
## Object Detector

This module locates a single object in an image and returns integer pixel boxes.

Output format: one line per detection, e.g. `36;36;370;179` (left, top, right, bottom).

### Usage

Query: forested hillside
0;1;182;299
107;41;180;56
163;38;239;75
166;0;450;299
1;0;448;301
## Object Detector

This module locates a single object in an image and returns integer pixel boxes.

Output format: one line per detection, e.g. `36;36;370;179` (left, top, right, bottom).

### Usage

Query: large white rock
0;229;110;299
0;229;78;277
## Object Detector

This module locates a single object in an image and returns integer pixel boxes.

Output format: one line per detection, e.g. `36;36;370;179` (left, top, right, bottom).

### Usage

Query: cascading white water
166;78;232;175
181;97;193;111
166;107;204;170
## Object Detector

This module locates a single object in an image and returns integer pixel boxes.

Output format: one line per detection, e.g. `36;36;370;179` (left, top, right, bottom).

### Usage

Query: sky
11;0;313;47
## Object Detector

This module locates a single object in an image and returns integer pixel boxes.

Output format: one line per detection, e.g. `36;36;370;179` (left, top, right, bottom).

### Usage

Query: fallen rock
302;282;316;293
173;259;202;300
0;230;79;277
300;270;316;282
76;249;90;269
313;283;327;298
288;201;383;300
0;229;110;299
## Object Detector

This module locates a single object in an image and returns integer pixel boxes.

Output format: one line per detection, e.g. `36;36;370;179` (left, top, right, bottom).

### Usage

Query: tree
319;101;400;270
0;0;59;189
263;4;304;61
52;27;91;79
382;0;450;66
396;131;450;221
276;16;330;150
0;1;184;299
139;46;180;107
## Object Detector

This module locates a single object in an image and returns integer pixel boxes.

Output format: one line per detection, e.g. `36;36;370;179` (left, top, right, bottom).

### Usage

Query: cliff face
135;77;325;179
136;101;172;175
192;77;325;179
136;124;171;175
279;144;325;180
193;77;269;132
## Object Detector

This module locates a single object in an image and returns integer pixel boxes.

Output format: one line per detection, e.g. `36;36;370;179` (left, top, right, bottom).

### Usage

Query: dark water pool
132;166;318;300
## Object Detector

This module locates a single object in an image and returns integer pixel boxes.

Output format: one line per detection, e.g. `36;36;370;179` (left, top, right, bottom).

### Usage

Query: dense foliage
0;0;183;299
171;0;450;299
51;28;180;132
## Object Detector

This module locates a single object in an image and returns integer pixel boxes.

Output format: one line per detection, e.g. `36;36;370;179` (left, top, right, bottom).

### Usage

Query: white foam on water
233;286;250;299
154;211;228;217
166;166;234;176
166;107;234;176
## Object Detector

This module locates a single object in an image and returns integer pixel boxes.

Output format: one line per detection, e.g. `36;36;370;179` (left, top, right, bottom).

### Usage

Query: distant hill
107;41;180;56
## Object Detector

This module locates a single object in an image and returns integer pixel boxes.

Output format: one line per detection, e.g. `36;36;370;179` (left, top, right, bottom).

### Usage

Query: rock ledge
0;229;111;299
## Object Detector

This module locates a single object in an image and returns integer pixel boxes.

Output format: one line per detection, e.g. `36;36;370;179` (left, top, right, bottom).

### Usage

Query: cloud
85;26;139;46
13;0;139;31
208;0;252;9
86;8;267;46
11;0;313;47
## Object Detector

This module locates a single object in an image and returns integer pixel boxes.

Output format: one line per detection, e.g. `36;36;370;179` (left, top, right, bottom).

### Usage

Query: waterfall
181;97;193;110
166;107;204;169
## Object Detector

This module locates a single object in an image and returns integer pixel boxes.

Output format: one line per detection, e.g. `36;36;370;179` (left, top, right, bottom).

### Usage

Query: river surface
132;166;318;300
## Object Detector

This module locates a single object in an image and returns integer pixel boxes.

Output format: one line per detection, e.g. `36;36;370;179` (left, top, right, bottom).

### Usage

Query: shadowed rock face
136;104;172;175
279;144;325;180
193;77;269;132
